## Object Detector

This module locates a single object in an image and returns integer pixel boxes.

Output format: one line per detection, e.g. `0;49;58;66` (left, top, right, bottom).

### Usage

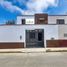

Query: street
0;52;67;67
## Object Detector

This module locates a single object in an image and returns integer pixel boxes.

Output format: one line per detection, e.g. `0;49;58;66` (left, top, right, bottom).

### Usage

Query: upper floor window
39;18;45;23
57;19;65;24
22;19;25;24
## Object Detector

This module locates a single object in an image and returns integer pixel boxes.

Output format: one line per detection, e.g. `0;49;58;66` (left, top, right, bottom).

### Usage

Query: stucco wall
48;16;67;24
0;26;22;42
16;16;34;24
0;25;58;45
17;15;67;24
58;25;67;39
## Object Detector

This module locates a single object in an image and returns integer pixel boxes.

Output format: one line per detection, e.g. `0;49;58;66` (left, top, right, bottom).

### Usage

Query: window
22;19;25;24
39;18;45;23
57;19;65;24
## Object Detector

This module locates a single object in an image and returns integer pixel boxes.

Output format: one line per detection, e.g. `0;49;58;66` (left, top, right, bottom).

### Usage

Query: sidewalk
0;48;46;53
0;48;67;53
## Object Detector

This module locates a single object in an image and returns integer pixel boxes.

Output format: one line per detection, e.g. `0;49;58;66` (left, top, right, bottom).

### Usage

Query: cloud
15;0;59;15
0;0;24;14
26;0;58;14
0;0;59;15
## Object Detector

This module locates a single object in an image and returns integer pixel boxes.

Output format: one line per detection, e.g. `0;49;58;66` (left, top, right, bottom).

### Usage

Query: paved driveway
0;52;67;67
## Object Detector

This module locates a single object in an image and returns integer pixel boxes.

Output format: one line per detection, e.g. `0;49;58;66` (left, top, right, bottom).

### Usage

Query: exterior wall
46;40;67;47
0;25;58;48
0;26;23;42
58;25;67;39
16;16;34;24
26;19;34;24
17;15;67;25
48;16;67;24
0;25;25;48
1;25;67;48
19;25;58;46
46;25;67;47
46;40;59;47
0;42;24;49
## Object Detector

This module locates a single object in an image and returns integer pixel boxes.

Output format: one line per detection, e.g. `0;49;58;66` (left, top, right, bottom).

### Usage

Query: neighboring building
0;14;67;49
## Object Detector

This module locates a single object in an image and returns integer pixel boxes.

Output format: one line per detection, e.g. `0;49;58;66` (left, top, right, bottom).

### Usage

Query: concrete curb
0;48;67;53
0;48;46;53
46;48;67;52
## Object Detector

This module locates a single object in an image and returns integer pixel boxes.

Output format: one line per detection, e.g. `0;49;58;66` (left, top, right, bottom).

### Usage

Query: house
0;14;67;49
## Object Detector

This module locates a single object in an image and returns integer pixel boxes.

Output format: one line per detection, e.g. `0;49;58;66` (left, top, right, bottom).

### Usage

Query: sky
0;0;67;24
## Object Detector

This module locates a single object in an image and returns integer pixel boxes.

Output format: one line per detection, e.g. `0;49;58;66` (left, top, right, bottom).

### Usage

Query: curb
0;48;67;53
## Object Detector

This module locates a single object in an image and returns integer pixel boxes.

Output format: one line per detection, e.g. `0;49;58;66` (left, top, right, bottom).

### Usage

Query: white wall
0;26;22;42
45;25;58;40
26;19;34;24
19;25;58;42
16;16;22;24
58;25;67;39
0;25;58;45
48;16;67;24
17;15;67;24
16;16;34;24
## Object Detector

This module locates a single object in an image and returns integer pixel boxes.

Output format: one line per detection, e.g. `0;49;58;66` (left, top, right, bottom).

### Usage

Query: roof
18;14;67;17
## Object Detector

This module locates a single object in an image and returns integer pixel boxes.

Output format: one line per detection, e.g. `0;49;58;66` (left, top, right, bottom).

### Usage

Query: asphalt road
0;52;67;67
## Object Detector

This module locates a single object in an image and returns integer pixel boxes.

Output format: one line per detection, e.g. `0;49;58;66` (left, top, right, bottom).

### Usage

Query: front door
26;29;44;48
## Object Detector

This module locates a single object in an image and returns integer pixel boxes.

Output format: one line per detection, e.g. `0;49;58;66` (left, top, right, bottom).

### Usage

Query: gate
26;29;44;48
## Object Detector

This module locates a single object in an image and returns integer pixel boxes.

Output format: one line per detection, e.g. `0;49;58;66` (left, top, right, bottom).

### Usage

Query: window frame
56;19;65;24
